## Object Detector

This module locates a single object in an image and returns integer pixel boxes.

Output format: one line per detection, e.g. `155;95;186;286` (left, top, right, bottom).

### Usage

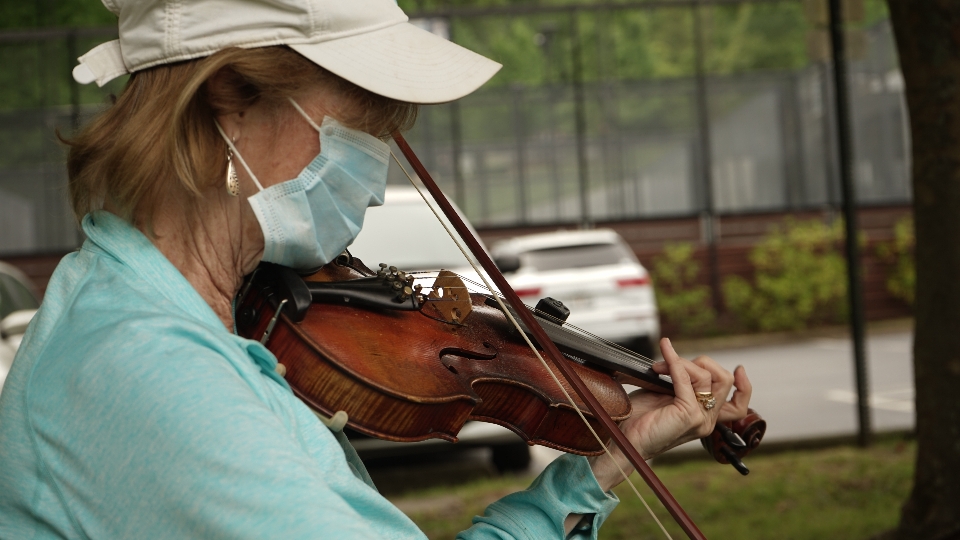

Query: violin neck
496;299;675;393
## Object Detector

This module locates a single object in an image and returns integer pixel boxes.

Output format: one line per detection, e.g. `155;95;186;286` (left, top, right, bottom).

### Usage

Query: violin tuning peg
717;423;747;449
720;446;750;476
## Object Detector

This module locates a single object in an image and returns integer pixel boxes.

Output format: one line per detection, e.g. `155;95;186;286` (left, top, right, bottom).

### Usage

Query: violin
234;134;766;540
235;257;764;462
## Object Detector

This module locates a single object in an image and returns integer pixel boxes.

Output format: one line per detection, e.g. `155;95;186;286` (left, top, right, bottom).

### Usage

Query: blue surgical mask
216;99;389;271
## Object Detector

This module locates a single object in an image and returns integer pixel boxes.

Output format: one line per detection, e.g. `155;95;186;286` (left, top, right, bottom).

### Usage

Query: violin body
236;256;631;455
237;253;765;471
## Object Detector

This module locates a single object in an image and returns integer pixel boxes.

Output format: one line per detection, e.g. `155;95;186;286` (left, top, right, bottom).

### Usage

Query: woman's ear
208;67;246;139
215;111;243;142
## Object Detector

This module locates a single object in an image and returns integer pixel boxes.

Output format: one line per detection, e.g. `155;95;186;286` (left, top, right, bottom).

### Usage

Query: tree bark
885;2;960;539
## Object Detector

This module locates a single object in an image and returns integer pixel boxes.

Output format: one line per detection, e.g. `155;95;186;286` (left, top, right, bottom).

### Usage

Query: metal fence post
692;1;723;313
828;0;872;447
449;101;465;210
67;30;80;132
569;9;590;227
447;17;466;210
511;84;528;224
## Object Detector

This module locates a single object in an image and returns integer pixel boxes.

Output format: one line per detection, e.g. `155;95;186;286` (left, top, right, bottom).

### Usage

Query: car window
349;200;481;271
0;273;40;319
520;243;633;271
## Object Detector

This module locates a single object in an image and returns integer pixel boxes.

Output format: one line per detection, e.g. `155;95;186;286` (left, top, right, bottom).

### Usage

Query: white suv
491;229;660;358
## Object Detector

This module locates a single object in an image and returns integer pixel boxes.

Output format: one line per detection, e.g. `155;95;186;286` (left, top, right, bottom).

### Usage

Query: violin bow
392;133;707;540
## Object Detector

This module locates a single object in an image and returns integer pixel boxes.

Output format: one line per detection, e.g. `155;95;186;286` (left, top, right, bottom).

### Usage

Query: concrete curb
670;317;913;355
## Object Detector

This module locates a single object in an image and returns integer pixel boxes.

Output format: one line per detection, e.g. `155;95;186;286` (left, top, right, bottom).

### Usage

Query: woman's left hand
587;338;753;492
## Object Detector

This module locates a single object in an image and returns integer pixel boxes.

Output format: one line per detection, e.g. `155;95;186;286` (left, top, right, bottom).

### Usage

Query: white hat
72;0;501;104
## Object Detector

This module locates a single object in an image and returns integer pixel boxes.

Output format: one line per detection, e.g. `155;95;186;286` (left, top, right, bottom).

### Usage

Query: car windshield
520;243;632;271
0;272;40;319
348;201;475;271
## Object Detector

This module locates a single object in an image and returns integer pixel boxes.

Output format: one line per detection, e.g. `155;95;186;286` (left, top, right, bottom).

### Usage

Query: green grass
391;440;915;539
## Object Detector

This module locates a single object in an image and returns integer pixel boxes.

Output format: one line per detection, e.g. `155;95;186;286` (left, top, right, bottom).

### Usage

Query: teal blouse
0;211;618;539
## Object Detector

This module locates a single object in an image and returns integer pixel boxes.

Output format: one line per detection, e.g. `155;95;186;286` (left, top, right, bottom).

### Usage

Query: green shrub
723;218;849;331
875;216;915;306
650;243;717;335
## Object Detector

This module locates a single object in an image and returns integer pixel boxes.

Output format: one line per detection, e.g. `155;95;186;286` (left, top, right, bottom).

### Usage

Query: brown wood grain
235;263;632;455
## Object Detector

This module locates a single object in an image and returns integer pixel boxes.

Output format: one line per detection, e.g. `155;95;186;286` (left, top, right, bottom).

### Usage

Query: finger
660;338;713;402
691;356;735;414
652;360;669;375
659;337;682;364
659;338;691;400
691;355;735;389
719;365;753;421
654;336;681;374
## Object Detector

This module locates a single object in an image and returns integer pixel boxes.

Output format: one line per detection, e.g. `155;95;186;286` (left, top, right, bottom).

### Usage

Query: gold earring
225;150;240;196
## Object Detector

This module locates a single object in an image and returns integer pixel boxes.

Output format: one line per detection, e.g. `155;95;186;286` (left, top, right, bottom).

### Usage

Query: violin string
452;274;666;373
413;269;673;389
411;268;661;372
390;152;673;540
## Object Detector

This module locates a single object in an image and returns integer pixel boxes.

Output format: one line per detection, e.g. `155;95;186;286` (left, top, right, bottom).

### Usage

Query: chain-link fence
0;0;909;255
0;27;123;254
393;1;909;228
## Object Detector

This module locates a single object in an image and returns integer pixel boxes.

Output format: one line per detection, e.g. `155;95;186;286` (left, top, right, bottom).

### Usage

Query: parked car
343;186;531;472
0;261;41;395
348;185;484;274
491;229;660;359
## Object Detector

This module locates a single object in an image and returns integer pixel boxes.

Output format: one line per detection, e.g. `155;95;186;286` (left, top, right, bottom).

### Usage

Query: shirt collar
81;211;291;390
81;211;226;331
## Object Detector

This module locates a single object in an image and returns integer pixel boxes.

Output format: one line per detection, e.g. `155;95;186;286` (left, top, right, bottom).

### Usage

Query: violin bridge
426;270;473;324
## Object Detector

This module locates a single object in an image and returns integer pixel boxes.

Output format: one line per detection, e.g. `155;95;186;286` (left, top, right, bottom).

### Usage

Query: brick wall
479;204;914;322
3;205;913;323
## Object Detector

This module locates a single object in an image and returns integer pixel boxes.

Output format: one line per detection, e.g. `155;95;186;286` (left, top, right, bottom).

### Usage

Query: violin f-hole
440;345;498;375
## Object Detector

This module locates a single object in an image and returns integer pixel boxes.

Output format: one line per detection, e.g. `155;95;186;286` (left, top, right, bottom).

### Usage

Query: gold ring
696;391;717;410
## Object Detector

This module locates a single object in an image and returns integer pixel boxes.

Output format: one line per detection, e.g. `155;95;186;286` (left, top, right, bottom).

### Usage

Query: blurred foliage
0;0;894;168
723;217;851;332
649;243;717;336
0;0;124;111
875;216;915;307
396;0;891;88
0;0;116;29
700;3;808;75
0;0;892;108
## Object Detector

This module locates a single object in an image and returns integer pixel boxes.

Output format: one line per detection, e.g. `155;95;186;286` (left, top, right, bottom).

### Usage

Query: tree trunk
885;2;960;539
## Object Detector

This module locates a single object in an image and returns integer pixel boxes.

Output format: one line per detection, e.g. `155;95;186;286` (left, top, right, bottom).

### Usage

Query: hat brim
290;22;501;105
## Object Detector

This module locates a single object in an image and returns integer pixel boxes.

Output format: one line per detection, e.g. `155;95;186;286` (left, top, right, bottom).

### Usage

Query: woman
0;0;752;538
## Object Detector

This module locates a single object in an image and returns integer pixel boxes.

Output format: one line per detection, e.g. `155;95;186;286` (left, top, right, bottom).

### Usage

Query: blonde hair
66;46;418;227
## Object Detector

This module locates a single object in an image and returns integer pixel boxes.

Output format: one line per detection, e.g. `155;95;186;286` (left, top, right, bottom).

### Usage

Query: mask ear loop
214;120;265;192
287;98;323;132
